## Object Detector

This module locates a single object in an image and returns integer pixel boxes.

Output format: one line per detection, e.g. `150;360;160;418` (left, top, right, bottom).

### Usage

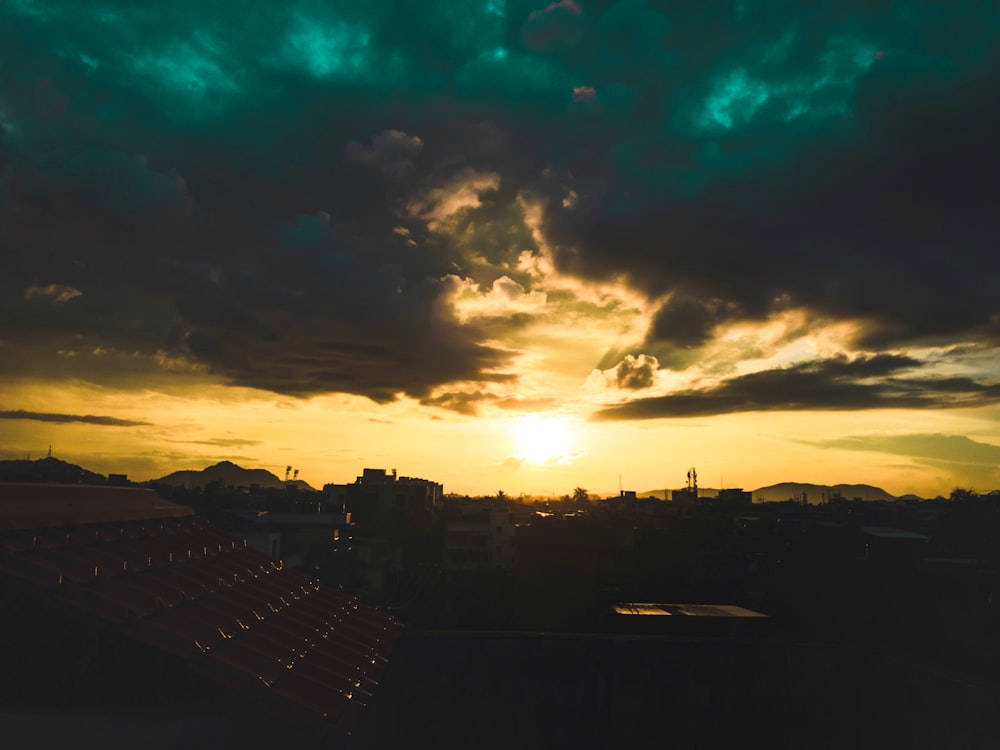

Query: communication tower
687;467;698;496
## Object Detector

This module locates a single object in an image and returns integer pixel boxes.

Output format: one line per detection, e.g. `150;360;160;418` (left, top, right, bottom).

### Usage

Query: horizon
2;2;999;499
0;454;947;500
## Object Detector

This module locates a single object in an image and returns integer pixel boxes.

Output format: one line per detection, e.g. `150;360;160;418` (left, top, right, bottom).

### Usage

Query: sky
2;0;999;498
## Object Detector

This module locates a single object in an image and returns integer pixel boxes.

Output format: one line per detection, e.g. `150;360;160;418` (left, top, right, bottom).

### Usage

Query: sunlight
511;415;575;465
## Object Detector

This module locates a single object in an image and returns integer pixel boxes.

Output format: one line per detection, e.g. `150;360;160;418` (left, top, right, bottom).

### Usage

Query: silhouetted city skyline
2;2;1000;501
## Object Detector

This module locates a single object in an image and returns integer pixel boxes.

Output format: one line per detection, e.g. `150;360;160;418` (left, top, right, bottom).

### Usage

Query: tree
950;487;979;503
572;487;590;507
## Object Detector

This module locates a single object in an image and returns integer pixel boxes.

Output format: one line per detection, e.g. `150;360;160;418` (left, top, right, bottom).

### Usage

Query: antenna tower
687;467;698;495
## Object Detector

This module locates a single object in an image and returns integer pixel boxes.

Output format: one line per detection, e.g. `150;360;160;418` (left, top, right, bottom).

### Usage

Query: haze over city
2;0;1000;498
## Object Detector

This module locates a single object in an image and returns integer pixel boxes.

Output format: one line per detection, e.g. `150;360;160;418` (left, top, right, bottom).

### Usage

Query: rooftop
0;482;193;529
0;484;402;738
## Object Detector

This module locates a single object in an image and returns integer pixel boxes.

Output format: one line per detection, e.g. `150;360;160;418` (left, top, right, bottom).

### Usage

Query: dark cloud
594;353;659;390
345;129;424;178
544;34;1000;353
646;296;741;349
522;0;584;52
420;391;559;416
0;410;150;427
814;433;1000;466
614;354;658;389
420;390;496;416
2;1;999;408
593;354;1000;420
171;437;262;448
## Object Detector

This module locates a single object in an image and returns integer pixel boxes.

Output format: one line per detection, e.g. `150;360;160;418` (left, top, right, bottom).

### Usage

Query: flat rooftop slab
614;603;768;617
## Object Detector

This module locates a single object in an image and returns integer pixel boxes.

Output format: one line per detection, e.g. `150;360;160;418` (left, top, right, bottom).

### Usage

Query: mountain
0;457;108;485
153;461;314;490
750;482;895;503
638;482;898;502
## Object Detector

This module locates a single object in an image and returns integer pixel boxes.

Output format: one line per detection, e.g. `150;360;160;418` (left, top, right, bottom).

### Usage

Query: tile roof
0;485;402;737
0;482;194;529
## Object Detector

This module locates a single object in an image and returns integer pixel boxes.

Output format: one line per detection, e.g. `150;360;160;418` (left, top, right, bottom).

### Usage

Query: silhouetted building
718;488;752;506
445;508;515;571
213;509;354;582
323;468;441;532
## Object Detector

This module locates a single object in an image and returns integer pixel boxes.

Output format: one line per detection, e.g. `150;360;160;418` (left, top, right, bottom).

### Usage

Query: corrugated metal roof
0;492;402;737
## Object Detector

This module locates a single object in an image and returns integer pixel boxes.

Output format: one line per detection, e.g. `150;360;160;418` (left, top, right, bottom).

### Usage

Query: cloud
814;433;1000;466
420;389;559;416
542;42;1000;352
646;295;742;349
24;284;81;304
420;389;495;416
345;129;424;178
1;0;999;416
593;354;1000;420
587;353;659;390
494;396;560;412
523;1;584;52
531;0;581;18
0;410;150;426
172;437;262;448
408;168;501;232
446;275;547;323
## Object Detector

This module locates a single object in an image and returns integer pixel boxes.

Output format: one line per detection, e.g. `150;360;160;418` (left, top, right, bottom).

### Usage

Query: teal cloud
2;1;999;407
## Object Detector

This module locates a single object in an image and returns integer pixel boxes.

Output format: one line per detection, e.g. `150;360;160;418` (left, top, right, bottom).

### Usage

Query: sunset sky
2;0;999;498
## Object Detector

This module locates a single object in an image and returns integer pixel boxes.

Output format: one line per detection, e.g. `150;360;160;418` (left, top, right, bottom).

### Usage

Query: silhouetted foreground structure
0;483;401;747
4;481;1000;748
356;631;1000;750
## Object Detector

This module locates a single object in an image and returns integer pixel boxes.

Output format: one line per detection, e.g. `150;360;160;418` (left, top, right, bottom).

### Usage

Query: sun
511;415;575;465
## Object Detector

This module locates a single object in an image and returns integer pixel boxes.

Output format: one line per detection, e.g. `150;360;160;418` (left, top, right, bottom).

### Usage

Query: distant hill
153;460;314;490
0;457;108;485
750;482;895;503
638;482;898;503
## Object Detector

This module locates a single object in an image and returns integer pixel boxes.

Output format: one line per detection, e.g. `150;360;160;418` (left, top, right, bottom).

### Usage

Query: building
213;509;354;582
717;488;753;506
444;508;515;571
323;468;442;532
